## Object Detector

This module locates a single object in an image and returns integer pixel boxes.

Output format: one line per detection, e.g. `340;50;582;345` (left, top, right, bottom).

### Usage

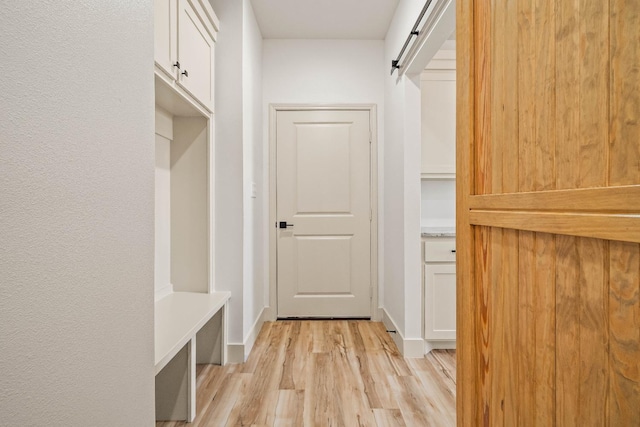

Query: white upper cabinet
421;49;456;179
154;0;178;79
154;0;218;112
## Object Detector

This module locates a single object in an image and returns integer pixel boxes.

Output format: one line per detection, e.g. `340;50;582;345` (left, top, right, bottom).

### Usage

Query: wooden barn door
457;1;640;426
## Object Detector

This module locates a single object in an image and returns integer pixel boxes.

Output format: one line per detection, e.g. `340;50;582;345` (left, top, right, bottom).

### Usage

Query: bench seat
154;291;230;421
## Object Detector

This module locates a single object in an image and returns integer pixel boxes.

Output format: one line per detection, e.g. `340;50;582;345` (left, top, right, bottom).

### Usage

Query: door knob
279;221;294;229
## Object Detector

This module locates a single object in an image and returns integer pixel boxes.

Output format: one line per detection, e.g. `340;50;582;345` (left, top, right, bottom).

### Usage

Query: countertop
421;227;456;238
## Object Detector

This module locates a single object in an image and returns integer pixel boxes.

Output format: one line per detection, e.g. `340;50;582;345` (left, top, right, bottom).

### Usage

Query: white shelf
155;291;230;374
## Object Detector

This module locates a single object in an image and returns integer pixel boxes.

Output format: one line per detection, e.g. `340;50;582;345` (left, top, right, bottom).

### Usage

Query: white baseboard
380;308;425;358
227;307;268;364
425;340;456;353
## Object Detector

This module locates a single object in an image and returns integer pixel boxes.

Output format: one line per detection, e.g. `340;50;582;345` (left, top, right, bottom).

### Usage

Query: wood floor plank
372;409;406;427
274;390;304;427
157;321;456;426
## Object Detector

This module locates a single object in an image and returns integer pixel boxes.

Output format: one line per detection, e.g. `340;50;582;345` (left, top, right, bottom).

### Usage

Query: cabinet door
177;0;214;109
424;263;456;340
154;0;178;78
421;70;456;177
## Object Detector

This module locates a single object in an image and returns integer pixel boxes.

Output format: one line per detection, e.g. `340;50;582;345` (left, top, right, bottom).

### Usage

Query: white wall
0;1;155;424
210;0;245;347
383;0;429;352
262;38;385;316
421;180;456;227
263;39;385;106
210;0;264;360
242;0;265;358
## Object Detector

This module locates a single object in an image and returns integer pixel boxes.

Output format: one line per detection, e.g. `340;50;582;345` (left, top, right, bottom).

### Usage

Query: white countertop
421;227;456;237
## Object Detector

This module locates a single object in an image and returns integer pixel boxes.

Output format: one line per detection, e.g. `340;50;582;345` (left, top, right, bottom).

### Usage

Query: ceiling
250;0;400;40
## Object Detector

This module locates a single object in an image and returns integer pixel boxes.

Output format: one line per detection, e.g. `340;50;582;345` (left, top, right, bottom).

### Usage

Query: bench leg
221;300;228;365
155;338;196;422
187;337;196;422
195;306;227;365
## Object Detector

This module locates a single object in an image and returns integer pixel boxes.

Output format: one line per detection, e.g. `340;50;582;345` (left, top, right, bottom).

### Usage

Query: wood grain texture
579;0;609;188
468;185;640;213
609;0;640;186
469;210;640;244
555;235;580;426
517;231;535;426
609;241;640;424
474;226;491;426
461;0;640;425
533;0;556;193
157;321;456;427
534;233;556;425
577;238;609;425
456;0;477;424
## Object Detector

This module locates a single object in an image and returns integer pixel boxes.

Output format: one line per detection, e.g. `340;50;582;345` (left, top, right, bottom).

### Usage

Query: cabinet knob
173;61;180;69
181;70;189;77
450;249;456;253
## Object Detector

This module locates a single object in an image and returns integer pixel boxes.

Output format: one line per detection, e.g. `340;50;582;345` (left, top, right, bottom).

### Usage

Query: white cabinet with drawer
423;237;456;342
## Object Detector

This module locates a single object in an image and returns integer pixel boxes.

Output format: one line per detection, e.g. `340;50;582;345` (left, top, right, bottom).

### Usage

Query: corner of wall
381;308;425;358
227;306;268;363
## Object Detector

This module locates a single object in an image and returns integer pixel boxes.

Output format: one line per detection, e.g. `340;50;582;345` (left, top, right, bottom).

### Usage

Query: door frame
266;104;379;320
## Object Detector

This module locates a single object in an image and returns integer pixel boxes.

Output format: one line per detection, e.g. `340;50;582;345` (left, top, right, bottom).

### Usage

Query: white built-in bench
154;291;231;422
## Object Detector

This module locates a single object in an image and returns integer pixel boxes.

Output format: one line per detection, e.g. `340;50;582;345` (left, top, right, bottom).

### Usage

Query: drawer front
424;237;456;262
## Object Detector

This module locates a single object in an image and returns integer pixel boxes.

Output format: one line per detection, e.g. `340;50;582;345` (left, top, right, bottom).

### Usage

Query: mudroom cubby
153;0;228;422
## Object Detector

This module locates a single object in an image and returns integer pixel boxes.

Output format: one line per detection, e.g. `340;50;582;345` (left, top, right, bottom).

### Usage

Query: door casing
266;104;379;321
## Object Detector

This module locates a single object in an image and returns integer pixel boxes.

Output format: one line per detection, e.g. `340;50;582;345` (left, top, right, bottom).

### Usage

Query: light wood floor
157;320;456;427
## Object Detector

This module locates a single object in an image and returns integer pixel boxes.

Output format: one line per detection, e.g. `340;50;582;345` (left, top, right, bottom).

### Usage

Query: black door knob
279;221;294;229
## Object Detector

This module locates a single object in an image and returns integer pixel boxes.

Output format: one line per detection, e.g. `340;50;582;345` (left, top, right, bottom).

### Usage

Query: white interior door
276;110;371;318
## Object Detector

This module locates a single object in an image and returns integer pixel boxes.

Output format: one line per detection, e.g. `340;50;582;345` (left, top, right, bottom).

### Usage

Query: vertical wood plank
488;226;504;427
577;238;609;426
517;231;536;427
534;233;556;426
609;242;640;424
501;0;520;424
533;2;557;423
554;2;581;424
533;0;556;192
609;0;640;186
474;0;492;196
488;2;505;425
579;0;610;188
489;0;504;196
475;226;492;426
457;0;478;424
501;229;519;426
517;0;535;194
555;235;580;426
517;1;537;424
555;0;581;191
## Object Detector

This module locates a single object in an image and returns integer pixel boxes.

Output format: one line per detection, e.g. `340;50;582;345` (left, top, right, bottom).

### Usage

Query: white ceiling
250;0;400;40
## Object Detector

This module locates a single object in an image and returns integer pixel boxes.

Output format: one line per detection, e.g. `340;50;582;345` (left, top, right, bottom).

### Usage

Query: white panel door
276;110;371;318
424;263;456;340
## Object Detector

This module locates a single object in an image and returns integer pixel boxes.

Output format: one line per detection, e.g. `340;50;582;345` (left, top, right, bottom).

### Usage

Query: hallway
157;320;456;426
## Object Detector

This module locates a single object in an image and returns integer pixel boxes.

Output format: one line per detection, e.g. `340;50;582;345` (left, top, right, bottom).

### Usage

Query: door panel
276;110;371;318
458;1;640;425
177;0;213;108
